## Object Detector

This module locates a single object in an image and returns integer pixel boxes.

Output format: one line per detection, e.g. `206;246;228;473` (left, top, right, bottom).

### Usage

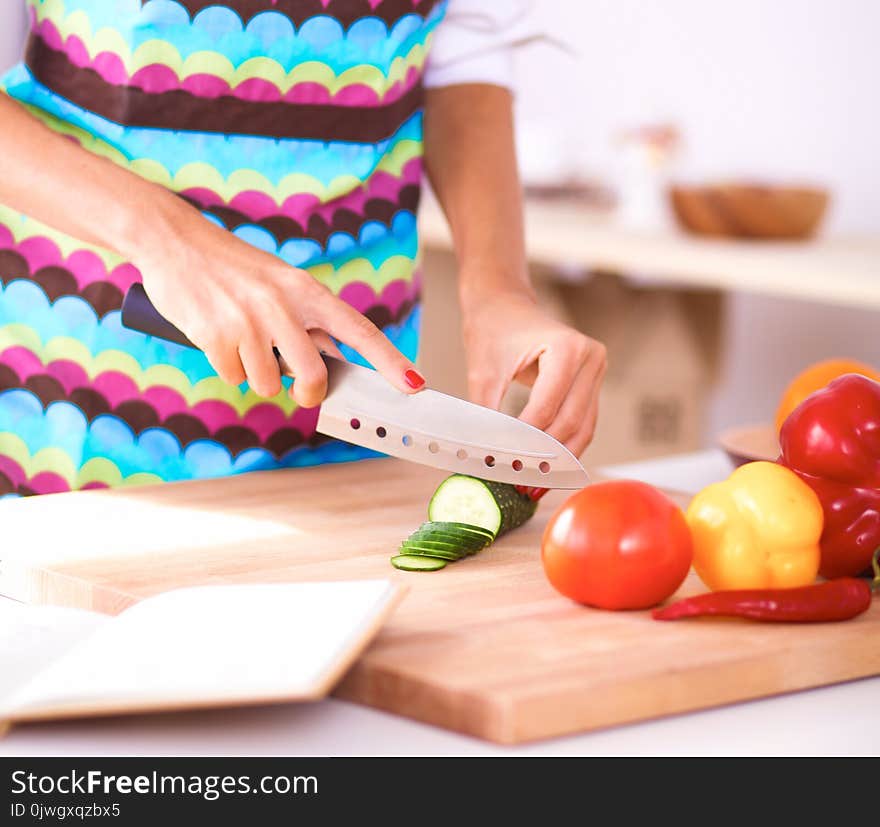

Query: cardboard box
418;251;721;466
554;274;721;465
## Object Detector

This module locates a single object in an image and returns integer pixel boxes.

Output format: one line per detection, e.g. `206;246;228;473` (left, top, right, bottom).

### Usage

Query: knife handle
121;284;294;376
121;283;195;348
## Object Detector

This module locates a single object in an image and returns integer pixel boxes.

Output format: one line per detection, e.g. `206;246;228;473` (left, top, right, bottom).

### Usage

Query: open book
0;580;404;727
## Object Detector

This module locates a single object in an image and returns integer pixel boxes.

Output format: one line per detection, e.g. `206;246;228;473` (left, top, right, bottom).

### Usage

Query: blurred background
2;1;878;466
421;0;880;465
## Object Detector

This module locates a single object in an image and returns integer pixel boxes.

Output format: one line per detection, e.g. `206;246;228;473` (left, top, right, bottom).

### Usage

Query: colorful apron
0;0;445;495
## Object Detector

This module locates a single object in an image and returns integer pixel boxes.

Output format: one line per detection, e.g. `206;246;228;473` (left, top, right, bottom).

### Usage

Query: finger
203;342;247;387
238;326;283;398
308;329;344;360
544;364;595;443
556;356;607;457
518;346;584;431
319;299;425;393
467;366;509;411
274;326;328;408
548;367;600;457
569;392;600;458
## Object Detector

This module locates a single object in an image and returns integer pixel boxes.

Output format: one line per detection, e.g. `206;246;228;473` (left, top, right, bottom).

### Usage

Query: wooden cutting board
1;457;878;744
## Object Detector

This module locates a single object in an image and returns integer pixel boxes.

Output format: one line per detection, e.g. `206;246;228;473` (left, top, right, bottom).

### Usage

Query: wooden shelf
418;195;880;309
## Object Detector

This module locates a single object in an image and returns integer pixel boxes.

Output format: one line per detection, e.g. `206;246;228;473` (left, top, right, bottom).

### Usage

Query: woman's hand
129;194;425;408
460;287;606;458
422;86;605;456
0;96;424;408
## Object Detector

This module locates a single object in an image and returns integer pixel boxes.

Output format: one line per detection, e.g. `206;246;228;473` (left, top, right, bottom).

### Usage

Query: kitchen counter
1;450;878;757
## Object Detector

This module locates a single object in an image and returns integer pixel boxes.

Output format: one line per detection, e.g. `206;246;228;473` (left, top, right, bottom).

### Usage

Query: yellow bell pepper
686;461;823;591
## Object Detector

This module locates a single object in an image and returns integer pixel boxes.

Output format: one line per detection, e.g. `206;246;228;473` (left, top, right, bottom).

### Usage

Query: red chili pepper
516;485;549;502
652;550;879;623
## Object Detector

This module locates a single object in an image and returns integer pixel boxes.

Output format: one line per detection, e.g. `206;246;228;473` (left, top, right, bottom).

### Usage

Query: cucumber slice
401;548;466;561
407;536;483;556
401;538;467;553
414;522;495;545
400;544;466;561
402;522;488;560
407;529;487;551
428;475;538;537
391;554;447;572
418;521;496;541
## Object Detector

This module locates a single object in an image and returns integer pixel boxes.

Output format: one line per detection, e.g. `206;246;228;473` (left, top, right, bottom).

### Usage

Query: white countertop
2;450;878;757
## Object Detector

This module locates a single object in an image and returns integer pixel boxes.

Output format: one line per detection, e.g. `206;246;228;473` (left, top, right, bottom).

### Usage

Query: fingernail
404;369;425;390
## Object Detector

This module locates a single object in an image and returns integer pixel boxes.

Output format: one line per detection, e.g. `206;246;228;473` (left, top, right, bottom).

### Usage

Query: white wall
0;3;26;69
513;0;880;433
515;0;880;233
1;2;877;436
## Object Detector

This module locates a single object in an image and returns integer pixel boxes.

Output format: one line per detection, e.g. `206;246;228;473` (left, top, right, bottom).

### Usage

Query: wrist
113;183;195;264
457;262;535;308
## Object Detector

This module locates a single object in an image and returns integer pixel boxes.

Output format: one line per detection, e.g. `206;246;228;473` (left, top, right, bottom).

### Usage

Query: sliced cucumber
407;536;482;556
391;554;447;572
428;475;537;538
407;529;487;551
401;538;467;553
392;479;539;573
400;545;464;561
418;521;496;541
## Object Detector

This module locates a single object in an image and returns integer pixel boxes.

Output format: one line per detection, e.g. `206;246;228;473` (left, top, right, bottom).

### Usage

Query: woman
0;0;605;495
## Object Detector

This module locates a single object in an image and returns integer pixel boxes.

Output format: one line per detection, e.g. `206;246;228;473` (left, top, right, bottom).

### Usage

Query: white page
0;602;108;703
2;580;400;718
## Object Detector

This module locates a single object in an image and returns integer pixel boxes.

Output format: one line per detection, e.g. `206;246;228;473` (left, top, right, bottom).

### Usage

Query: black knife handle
121;283;195;348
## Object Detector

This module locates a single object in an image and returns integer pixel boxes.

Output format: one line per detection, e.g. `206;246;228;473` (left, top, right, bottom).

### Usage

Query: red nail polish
404;369;425;389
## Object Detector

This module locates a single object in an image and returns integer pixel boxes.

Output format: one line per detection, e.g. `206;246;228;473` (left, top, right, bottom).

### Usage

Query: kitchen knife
121;284;589;489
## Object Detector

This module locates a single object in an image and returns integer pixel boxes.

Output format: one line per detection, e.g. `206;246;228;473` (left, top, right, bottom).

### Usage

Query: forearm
423;84;533;302
0;93;186;259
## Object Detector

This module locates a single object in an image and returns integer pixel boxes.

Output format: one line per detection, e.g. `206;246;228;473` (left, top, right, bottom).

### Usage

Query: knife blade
121;284;589;488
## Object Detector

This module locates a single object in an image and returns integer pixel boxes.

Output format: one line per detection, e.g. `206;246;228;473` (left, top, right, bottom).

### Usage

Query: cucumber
400;545;464;561
407;535;483;555
391;554;447;572
419;521;496;538
391;479;539;573
409;529;488;548
415;521;495;542
407;529;488;552
428;475;537;538
401;538;468;554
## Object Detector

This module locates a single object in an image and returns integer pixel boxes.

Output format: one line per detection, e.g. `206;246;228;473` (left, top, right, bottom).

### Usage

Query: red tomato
541;480;693;610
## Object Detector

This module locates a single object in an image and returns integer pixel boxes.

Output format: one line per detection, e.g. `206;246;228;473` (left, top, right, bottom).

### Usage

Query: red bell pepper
779;373;880;579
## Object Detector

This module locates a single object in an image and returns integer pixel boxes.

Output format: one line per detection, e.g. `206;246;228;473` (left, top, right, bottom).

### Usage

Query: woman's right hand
0;95;423;408
128;195;425;408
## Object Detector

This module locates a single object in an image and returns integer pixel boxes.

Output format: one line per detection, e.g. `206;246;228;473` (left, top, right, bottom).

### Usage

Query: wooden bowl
718;423;779;466
668;183;829;240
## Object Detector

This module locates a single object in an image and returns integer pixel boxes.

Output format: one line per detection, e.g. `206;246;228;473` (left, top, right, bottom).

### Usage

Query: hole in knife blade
512;459;523;472
402;435;412;447
376;426;387;438
484;455;495;467
456;449;467;460
539;461;551;474
350;418;361;430
428;442;439;454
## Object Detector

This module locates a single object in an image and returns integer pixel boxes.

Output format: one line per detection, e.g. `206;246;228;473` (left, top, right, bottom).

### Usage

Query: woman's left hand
460;288;607;458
